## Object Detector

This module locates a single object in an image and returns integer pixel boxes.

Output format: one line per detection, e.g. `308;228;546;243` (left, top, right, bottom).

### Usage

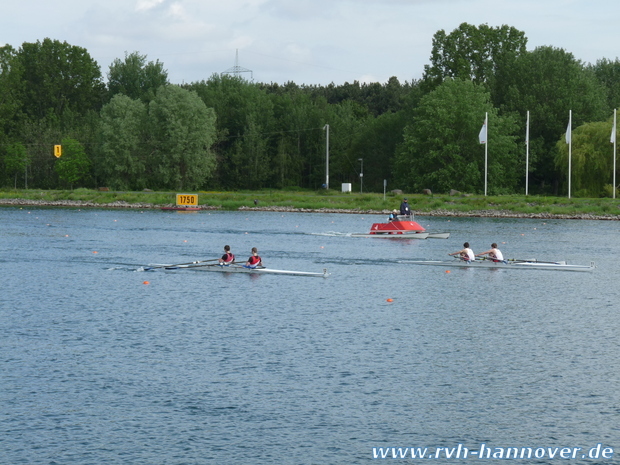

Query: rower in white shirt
448;242;475;262
475;243;504;262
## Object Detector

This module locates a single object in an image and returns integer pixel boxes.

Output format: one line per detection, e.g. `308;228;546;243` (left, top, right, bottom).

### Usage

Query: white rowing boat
402;258;595;272
178;263;330;277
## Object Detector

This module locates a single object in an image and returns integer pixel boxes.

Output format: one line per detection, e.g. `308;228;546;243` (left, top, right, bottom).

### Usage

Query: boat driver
475;243;505;262
399;198;412;216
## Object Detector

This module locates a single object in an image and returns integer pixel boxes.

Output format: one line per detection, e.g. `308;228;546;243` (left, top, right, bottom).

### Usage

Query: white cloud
3;0;620;85
135;0;166;12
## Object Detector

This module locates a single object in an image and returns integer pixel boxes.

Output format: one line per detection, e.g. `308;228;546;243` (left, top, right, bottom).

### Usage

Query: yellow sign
54;145;62;158
176;194;198;206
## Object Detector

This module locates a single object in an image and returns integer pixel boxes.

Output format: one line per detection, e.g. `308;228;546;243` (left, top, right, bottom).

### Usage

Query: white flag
478;123;487;144
612;123;616;144
565;121;571;143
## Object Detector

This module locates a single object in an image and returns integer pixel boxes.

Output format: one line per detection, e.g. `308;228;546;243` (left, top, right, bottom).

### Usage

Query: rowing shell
176;263;330;277
402;258;595;272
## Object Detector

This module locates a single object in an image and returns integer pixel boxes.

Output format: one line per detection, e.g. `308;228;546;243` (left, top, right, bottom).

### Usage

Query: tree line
1;24;620;196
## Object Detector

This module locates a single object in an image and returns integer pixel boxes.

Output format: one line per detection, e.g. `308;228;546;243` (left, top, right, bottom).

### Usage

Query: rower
388;209;398;222
475;243;506;263
218;245;235;266
448;242;475;262
243;247;263;269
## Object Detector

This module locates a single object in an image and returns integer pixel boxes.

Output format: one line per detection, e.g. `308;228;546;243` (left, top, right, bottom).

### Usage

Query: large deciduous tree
97;94;149;190
146;85;217;190
499;46;608;193
555;120;617;197
107;52;168;102
589;58;620;112
16;38;105;124
187;75;276;189
423;23;527;93
394;79;519;194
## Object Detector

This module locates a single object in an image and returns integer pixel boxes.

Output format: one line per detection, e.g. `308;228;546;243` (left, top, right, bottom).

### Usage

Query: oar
508;258;563;264
143;259;219;271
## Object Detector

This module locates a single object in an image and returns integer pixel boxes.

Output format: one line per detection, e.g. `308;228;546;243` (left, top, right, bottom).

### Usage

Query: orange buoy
386;298;393;302
93;251;98;254
143;281;150;285
445;270;451;273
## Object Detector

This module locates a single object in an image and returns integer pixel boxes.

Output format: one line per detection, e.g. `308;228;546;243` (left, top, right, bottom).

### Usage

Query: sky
3;0;620;86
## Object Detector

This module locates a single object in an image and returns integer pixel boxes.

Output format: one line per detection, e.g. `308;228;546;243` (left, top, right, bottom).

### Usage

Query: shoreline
2;198;620;221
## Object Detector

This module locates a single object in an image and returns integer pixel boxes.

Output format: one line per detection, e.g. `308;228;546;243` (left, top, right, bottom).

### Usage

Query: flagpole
613;109;617;199
525;111;530;196
484;112;488;196
567;110;572;199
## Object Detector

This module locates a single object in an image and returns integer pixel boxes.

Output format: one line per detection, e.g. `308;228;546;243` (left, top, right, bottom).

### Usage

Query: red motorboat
351;215;450;239
370;215;425;234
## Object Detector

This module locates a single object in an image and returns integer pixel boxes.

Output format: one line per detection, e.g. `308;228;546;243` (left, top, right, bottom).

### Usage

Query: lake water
2;207;619;464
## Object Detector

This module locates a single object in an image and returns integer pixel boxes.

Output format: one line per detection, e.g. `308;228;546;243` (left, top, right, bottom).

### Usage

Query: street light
358;158;363;194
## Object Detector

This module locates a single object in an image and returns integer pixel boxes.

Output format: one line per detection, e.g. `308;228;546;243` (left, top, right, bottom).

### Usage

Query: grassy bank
2;188;620;218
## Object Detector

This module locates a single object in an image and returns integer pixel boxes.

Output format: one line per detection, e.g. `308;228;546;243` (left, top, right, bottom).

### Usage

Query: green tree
423;23;527;93
349;110;408;192
97;94;148;190
555;120;617;197
146;85;217;190
188;74;275;189
500;46;608;193
269;90;323;188
394;79;519;194
589;58;620;112
3;142;29;188
16;38;105;124
0;45;22;139
54;137;90;188
229;114;271;189
107;51;168;102
324;99;371;189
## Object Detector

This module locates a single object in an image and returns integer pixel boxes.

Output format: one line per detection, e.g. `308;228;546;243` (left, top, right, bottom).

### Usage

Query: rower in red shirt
244;247;263;269
218;245;235;266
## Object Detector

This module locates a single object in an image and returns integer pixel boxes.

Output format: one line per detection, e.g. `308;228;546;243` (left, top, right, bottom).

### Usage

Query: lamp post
323;124;329;189
358;158;363;194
